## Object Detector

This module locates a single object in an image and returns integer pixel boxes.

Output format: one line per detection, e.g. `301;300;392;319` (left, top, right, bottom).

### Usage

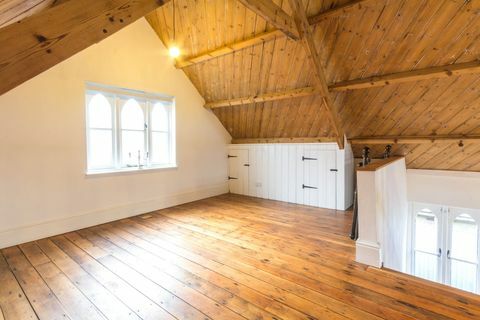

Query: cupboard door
228;149;249;195
447;208;479;293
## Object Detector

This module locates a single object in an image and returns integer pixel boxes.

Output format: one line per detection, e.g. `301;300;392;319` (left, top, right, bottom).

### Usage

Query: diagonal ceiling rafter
236;0;299;40
287;0;345;149
0;0;171;96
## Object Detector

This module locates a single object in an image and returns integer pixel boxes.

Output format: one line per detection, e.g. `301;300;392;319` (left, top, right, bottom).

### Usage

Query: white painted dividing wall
227;143;354;211
407;169;480;209
356;157;408;271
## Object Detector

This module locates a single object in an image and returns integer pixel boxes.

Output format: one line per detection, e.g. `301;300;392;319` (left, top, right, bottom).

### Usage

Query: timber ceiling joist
0;0;170;96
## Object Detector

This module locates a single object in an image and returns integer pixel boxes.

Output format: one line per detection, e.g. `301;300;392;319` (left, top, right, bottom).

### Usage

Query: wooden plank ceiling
145;0;480;170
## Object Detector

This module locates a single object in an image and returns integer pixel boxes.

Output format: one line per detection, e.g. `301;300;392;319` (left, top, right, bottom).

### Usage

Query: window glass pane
414;251;438;282
88;94;112;129
452;213;478;262
451;260;477;293
121;131;145;166
415;209;438;253
88;129;113;168
151;132;170;164
151;102;169;131
121;99;144;130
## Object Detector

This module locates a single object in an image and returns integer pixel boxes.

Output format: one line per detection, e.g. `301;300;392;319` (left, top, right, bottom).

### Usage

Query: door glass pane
415;209;438;253
452;213;478;261
450;213;478;293
414;209;439;281
88;94;112;129
121;99;144;130
121;131;145;166
414;251;438;282
151;132;170;164
89;129;113;168
451;260;477;293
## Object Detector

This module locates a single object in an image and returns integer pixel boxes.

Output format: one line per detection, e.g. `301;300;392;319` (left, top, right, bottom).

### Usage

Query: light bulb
169;46;180;58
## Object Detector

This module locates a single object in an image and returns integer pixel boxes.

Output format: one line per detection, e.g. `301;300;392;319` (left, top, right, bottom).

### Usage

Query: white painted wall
407;169;480;209
0;19;231;248
356;158;408;271
227;143;354;210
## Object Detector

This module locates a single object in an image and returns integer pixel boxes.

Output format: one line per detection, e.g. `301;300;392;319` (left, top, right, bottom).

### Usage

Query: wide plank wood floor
1;194;480;319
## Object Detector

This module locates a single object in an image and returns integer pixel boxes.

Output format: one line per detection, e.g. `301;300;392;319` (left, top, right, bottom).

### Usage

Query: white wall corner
0;182;228;249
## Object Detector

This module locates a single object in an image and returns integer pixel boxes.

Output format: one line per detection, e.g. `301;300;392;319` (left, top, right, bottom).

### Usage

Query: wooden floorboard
1;194;480;319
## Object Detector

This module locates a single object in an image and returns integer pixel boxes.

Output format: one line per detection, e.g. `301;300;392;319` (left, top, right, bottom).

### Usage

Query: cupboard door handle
447;250;451;259
302;184;318;189
228;176;238;180
437;248;442;257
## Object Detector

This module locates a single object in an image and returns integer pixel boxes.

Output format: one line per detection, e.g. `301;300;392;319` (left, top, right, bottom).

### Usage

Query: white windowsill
86;164;178;177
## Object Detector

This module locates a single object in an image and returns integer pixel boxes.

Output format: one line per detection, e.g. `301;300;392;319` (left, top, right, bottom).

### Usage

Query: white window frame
85;82;176;175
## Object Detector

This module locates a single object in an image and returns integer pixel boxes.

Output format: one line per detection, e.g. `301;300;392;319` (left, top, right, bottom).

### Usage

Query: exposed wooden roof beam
308;0;373;25
176;0;365;68
330;60;480;91
0;0;170;96
176;30;284;68
237;0;299;40
205;86;317;109
288;0;345;149
232;137;337;144
207;59;480;107
0;0;65;28
349;135;480;144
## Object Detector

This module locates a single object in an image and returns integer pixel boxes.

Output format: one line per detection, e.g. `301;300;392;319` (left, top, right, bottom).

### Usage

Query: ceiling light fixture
169;0;180;58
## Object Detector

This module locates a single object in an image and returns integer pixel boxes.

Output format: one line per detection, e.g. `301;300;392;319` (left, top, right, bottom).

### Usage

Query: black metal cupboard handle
437;248;442;257
227;155;237;158
302;184;318;189
302;156;317;161
447;250;451;259
228;176;238;180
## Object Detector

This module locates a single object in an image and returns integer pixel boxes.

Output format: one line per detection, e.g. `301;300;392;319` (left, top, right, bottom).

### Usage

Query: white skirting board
356;240;382;268
0;182;228;249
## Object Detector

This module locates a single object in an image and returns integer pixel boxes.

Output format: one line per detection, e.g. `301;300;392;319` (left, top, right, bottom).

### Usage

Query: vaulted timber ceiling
1;0;480;171
145;0;480;171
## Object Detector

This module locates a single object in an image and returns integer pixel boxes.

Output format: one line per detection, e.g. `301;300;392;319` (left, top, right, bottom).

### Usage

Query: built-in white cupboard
410;202;480;293
227;143;354;211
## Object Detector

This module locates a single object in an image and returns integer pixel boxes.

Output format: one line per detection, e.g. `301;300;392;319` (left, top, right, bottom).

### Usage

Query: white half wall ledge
355;157;408;272
0;182;228;249
356;240;382;268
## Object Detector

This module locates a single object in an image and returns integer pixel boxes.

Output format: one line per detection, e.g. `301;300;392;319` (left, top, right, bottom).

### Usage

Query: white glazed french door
412;203;443;283
446;207;480;293
411;203;480;293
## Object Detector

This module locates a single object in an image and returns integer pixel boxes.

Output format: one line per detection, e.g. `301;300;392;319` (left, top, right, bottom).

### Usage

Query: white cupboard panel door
296;146;305;205
273;145;283;201
302;150;321;207
247;147;256;197
228;149;249;195
324;151;337;209
287;145;297;204
447;208;480;293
